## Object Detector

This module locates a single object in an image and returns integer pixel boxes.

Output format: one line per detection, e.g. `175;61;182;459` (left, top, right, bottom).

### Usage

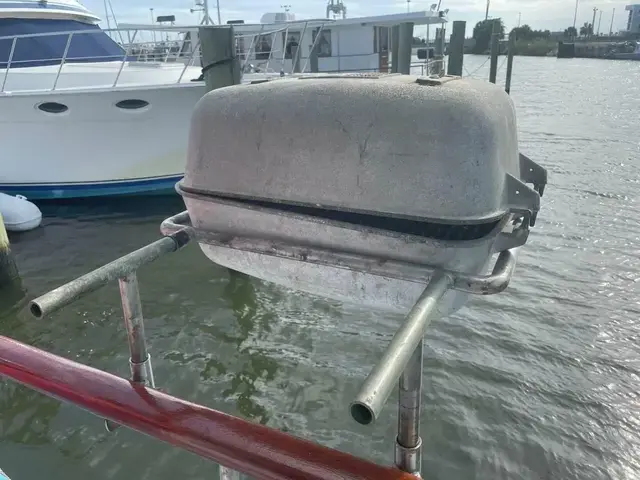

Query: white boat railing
232;22;437;76
0;21;438;93
0;26;204;93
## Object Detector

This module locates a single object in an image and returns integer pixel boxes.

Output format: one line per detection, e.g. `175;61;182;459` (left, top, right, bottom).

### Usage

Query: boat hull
0;79;206;199
0;176;183;199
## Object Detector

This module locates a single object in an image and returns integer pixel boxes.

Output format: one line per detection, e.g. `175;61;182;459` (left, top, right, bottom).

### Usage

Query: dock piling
390;25;400;73
489;19;500;84
198;25;241;92
434;28;445;76
447;21;466;76
505;31;516;94
397;22;414;75
0;214;18;291
0;213;25;318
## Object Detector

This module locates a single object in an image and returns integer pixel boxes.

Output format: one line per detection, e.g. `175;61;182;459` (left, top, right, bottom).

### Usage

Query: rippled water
2;56;640;480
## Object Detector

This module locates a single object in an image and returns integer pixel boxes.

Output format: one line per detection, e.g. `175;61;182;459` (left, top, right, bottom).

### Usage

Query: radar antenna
326;0;347;19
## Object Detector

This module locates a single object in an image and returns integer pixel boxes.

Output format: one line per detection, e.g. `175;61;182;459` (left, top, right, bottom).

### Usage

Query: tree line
471;20;598;54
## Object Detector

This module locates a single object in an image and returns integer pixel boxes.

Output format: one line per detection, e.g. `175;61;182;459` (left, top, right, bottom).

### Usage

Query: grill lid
181;74;541;225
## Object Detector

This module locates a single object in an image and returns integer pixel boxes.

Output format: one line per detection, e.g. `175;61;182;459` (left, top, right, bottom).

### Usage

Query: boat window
0;18;126;69
115;99;150;110
255;34;273;60
37;102;68;114
313;29;332;57
283;31;301;59
235;36;246;58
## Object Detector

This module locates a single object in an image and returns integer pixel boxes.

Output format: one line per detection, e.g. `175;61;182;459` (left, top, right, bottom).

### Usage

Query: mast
326;0;347;19
201;0;221;25
609;7;615;35
193;0;215;25
203;0;210;24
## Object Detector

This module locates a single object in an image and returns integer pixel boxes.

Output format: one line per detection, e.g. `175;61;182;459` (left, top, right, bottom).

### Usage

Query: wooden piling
488;19;500;84
390;25;400;73
434;28;445;76
505;31;516;94
397;22;414;75
0;213;26;317
447;21;466;76
198;25;241;93
0;213;18;290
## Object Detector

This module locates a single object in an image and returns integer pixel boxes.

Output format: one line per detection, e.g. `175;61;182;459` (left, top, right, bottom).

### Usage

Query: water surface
2;55;640;480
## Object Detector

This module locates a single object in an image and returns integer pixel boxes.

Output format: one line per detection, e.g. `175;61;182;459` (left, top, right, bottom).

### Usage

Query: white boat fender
0;193;42;232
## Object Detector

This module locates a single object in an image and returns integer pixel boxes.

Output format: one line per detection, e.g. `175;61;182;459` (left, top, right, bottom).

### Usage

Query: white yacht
0;0;207;199
0;0;447;199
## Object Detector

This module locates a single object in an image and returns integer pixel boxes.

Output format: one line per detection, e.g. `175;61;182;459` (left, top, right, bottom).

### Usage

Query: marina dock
557;39;640;59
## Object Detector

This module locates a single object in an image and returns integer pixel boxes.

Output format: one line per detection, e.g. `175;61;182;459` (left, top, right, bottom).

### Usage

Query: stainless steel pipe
119;273;154;385
394;339;424;476
105;273;156;433
350;273;451;425
453;248;519;295
29;232;190;319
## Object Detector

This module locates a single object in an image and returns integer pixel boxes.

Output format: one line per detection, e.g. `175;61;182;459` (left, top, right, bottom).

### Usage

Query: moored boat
0;0;447;199
0;0;206;199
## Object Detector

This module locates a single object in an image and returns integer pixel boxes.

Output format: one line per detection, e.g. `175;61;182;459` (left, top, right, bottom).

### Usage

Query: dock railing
0;20;440;94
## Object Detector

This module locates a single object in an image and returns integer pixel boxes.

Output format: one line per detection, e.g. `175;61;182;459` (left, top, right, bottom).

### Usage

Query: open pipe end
350;401;375;426
104;419;121;432
29;301;43;319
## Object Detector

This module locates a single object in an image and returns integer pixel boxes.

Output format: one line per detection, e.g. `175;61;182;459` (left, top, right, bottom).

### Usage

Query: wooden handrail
0;336;415;480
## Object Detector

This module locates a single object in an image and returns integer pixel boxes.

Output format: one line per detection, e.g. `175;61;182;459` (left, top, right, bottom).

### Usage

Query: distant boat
609;41;640;60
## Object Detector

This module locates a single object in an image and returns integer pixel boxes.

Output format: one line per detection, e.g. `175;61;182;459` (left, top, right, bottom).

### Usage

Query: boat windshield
0;18;125;69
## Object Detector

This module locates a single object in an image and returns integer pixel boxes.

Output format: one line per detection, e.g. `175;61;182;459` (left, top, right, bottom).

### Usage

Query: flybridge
117;10;446;33
0;0;99;21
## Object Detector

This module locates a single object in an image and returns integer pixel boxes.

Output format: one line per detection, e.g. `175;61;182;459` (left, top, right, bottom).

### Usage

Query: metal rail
29;231;190;319
395;339;424;475
0;21;440;93
28;230;189;432
160;211;519;296
350;273;452;426
0;335;417;480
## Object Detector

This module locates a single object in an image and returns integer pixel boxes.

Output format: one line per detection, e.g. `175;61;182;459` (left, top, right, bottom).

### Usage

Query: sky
83;0;634;35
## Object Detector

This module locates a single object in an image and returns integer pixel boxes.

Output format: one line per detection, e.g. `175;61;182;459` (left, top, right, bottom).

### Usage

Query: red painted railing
0;335;415;480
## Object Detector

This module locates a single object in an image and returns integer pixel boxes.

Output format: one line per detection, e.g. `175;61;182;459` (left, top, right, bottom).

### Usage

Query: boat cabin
0;0;125;69
232;9;447;74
